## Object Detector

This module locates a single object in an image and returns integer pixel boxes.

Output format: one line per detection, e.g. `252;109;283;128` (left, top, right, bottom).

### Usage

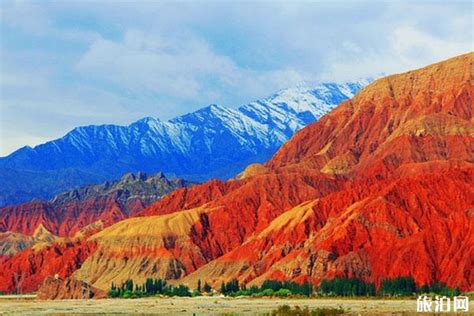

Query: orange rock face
0;53;472;294
0;240;97;293
268;53;473;175
37;276;107;300
0;198;131;237
182;167;473;290
0;172;192;238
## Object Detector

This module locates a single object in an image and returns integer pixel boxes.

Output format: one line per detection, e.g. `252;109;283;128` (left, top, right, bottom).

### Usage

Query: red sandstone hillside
268;53;473;175
0;53;472;295
37;276;107;300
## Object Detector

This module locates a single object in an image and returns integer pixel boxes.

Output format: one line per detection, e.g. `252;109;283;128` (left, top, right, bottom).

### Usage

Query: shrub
275;289;292;297
271;305;344;316
191;289;202;297
319;277;375;296
230;289;250;297
220;279;240;295
380;276;416;296
108;289;120;298
122;290;133;298
261;280;313;296
171;284;191;297
427;282;461;296
261;288;275;296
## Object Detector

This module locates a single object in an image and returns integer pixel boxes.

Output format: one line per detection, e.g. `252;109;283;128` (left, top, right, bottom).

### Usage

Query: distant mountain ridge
51;171;192;206
0;80;369;206
0;171;193;240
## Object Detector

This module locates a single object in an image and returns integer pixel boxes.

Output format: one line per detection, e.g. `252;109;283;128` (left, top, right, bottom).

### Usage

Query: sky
0;0;472;156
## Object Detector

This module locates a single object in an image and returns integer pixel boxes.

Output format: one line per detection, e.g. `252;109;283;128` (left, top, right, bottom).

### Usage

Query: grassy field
2;295;467;315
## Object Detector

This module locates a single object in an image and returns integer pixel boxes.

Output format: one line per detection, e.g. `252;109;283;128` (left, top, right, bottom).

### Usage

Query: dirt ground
0;295;472;315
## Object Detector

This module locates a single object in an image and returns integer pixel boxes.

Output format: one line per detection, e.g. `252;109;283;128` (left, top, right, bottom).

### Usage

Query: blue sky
0;0;472;156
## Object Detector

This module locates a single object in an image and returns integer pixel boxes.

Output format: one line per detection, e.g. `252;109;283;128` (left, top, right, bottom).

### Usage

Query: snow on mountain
0;80;369;206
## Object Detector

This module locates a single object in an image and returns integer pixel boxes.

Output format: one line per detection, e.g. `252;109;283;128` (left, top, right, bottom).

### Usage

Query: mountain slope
0;81;367;206
179;167;473;290
268;54;473;174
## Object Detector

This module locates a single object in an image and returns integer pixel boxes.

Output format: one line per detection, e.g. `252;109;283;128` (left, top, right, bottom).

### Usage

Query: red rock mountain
0;240;96;293
0;172;193;239
0;53;472;294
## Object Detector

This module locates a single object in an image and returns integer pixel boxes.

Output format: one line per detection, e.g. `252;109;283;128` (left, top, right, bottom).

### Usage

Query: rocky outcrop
37;276;107;300
0;224;58;256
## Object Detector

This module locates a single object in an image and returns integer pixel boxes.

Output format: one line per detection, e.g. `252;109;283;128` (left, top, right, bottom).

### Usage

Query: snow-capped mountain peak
0;79;370;206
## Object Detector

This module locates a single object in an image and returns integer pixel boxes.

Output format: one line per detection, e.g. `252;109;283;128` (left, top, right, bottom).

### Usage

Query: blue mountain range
0;80;369;206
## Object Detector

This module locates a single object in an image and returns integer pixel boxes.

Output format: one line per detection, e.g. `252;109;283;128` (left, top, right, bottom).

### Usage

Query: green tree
380;276;416;296
319;277;375;297
203;282;212;293
172;284;191;297
220;279;240;295
122;290;133;298
275;288;292;297
261;288;274;296
220;282;226;295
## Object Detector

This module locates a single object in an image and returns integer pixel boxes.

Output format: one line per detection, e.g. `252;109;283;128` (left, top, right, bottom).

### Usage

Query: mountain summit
0;81;368;206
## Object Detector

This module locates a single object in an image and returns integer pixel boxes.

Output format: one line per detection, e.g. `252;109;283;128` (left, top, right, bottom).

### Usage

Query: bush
261;280;313;296
427;282;461;296
171;284;191;297
319;276;461;297
419;284;430;294
319;277;375;296
380;276;416;296
221;279;240;295
261;288;275;296
191;289;202;297
275;289;292;297
231;289;251;297
108;289;120;298
122;290;133;298
271;305;344;316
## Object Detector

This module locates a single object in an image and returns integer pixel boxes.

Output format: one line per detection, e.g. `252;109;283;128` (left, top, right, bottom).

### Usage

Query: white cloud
0;0;98;43
76;30;310;107
76;31;232;100
322;24;472;81
0;66;130;156
391;25;472;63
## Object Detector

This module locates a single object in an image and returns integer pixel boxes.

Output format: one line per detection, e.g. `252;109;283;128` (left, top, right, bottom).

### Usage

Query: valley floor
1;295;467;315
